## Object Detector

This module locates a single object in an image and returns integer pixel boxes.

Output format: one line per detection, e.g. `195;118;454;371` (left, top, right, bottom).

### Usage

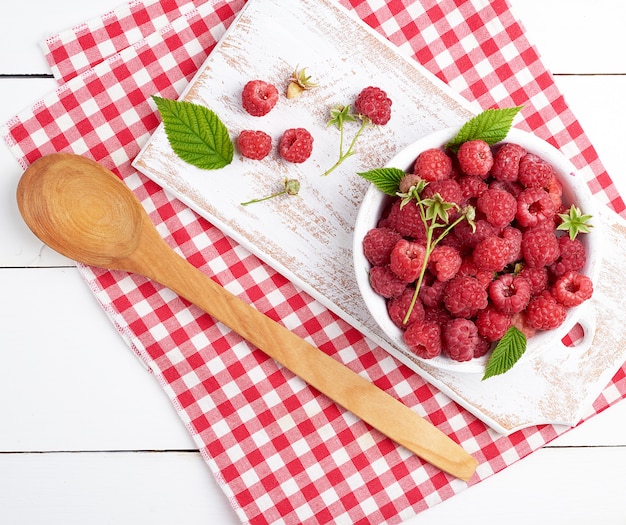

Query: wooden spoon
16;153;478;481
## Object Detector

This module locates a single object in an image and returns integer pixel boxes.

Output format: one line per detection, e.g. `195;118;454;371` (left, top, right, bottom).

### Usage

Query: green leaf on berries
557;204;593;240
152;95;233;170
482;326;527;380
446;106;524;152
357;167;406;196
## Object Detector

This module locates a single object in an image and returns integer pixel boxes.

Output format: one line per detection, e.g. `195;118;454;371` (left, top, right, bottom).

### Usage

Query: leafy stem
401;186;475;325
322;105;371;176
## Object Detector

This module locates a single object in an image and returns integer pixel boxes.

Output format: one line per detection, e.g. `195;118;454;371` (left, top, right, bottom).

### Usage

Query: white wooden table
2;1;626;523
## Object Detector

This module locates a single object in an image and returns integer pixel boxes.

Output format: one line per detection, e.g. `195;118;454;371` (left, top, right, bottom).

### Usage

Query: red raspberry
362;227;402;266
519;266;549;296
510;311;537;339
488;273;532;314
490;179;524;198
457;139;494;177
443;275;488;318
472;235;511;272
525;292;567;330
428;245;462;282
279;128;314;163
477;188;517;228
553;271;593;307
474;336;492;358
458;175;488;200
387;287;424;328
354;86;392;125
453;218;497;250
422;178;463;204
419;278;447;308
237;130;272;160
404;320;442;359
516;187;556;227
241;80;279;117
369;266;406;298
476;306;512;342
521;227;560;268
458;255;494;288
518;153;553;188
391;199;427;241
491;142;526;182
502;225;522;264
443;318;480;362
390;239;426;282
412;148;452;181
423;306;453;327
550;236;586;278
545;173;563;210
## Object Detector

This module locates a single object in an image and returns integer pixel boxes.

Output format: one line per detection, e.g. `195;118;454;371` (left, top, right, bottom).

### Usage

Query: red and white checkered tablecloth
4;0;626;523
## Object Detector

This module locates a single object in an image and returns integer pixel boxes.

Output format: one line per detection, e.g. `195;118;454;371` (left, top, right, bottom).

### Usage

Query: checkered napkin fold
4;0;626;524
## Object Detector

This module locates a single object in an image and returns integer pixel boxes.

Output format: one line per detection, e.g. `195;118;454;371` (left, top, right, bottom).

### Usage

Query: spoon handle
128;217;477;481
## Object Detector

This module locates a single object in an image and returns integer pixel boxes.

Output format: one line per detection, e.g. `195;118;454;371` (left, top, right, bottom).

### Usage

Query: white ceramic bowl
353;127;602;374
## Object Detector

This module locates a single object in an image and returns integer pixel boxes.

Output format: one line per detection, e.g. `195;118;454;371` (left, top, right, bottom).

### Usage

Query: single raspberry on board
387;287;424;328
550;236;586;278
521;227;560;268
491;142;526;182
477;188;517;228
237;130;272;160
354;86;392;125
472;235;511;272
553;271;593;307
516;187;556;227
518;153;554;188
390;239;426;283
241;79;279;116
428;245;462;282
443;275;489;319
362;227;402;266
525;292;567;330
412;148;452;181
369;265;406;298
404;320;442;359
488;273;532;314
457;139;494;177
279;128;314;163
443;318;480;362
476;306;512;342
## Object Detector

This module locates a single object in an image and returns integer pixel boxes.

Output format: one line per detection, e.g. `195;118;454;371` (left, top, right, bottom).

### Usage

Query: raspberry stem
322;105;370;176
401;191;474;325
241;179;300;206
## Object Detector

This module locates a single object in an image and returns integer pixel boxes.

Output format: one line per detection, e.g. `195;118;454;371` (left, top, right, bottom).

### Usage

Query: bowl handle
558;302;596;353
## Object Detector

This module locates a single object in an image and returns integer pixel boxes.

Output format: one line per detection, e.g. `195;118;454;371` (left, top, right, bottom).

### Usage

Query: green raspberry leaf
152;95;233;170
482;326;527;380
357;167;406;196
446;106;524;152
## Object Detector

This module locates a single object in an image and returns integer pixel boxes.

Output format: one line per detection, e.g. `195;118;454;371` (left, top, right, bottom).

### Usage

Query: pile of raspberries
362;140;594;362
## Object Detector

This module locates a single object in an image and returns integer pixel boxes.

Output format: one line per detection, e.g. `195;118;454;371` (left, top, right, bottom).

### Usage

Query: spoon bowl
17;154;143;267
16;153;478;481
